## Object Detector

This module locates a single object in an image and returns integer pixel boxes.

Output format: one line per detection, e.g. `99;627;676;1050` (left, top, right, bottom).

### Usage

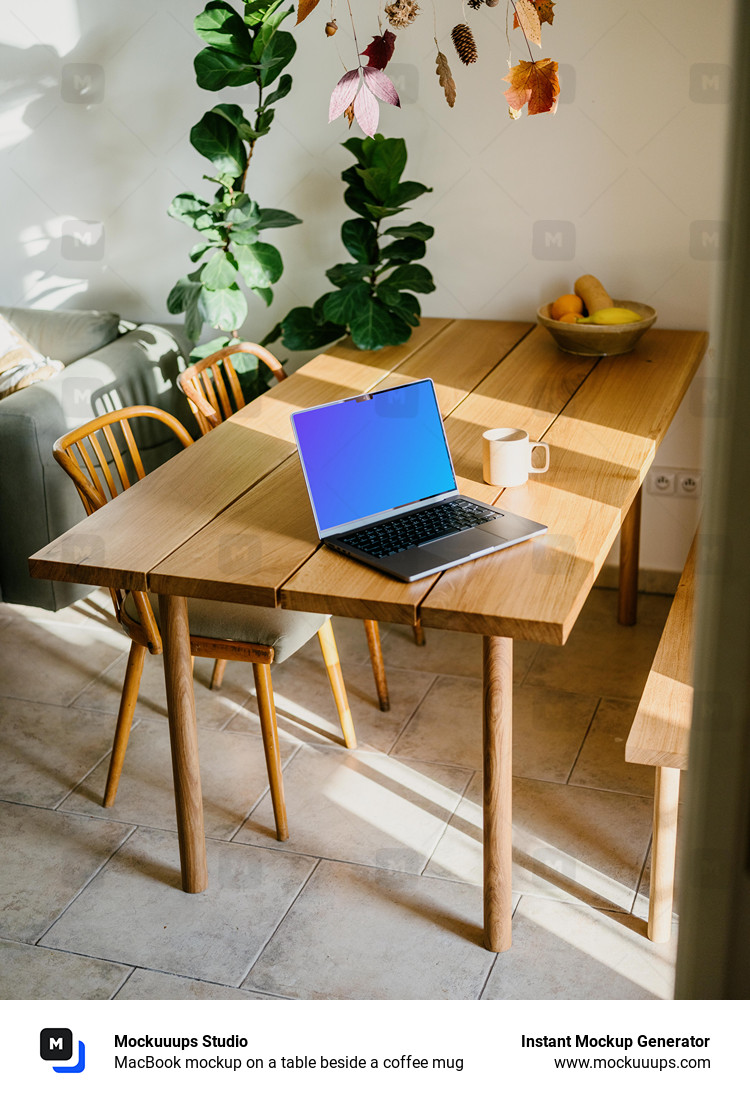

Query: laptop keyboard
338;499;498;558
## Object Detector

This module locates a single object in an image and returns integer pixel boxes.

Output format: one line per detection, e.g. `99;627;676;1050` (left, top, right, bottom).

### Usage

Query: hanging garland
297;0;560;135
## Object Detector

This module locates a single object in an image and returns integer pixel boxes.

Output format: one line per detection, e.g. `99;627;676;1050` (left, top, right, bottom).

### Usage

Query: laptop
291;377;547;583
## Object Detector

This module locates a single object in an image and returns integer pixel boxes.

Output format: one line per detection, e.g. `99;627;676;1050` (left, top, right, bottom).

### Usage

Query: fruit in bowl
538;275;657;356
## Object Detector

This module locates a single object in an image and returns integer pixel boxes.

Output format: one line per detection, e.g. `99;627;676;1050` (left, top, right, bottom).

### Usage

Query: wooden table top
30;318;707;645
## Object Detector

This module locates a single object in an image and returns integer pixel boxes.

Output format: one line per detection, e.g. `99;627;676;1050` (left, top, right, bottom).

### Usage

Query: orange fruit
557;312;582;323
551;293;584;320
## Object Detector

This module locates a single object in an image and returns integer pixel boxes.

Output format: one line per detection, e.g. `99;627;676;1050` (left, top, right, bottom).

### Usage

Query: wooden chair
178;342;391;708
53;404;361;843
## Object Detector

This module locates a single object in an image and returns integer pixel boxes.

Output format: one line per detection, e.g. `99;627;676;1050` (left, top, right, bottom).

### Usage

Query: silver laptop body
291;377;547;583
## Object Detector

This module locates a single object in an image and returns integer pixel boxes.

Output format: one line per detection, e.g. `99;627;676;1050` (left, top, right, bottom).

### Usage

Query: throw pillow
0;314;64;399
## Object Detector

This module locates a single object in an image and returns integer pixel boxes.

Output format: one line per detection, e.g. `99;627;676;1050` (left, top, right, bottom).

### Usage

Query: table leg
158;593;207;893
483;635;514;952
618;486;642;626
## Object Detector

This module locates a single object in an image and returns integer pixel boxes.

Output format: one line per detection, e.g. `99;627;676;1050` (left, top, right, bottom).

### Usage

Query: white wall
1;0;734;571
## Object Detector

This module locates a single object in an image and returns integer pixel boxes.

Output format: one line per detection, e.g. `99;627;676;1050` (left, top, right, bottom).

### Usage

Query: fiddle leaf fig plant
167;0;301;369
266;134;435;352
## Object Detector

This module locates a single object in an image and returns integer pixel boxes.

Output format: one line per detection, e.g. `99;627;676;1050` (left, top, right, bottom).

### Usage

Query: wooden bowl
537;299;657;356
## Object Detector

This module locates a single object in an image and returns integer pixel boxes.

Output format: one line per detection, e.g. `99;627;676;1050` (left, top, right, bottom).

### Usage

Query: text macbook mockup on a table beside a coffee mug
482;428;550;488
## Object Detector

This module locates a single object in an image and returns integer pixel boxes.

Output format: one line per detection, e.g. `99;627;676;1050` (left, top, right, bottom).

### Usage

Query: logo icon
40;1029;86;1074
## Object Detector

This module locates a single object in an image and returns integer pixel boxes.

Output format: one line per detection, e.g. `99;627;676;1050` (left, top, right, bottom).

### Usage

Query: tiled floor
0;585;679;1000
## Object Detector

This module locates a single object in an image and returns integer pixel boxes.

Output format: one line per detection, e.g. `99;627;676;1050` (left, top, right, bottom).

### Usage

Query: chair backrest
177;341;286;435
53;405;194;650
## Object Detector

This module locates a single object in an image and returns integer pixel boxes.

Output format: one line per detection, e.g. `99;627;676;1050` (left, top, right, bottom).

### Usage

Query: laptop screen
291;378;457;534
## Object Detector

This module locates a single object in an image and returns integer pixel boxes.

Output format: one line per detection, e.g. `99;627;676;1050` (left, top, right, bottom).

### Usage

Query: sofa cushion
0;314;64;399
0;306;121;365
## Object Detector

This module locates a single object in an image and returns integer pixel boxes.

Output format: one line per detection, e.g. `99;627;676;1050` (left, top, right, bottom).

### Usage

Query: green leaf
341;136;366;164
350;297;412;350
244;0;284;26
189;334;233;364
233;240;283;287
189;241;214;262
341;218;378;263
325;262;375;287
393;180;432;206
343;186;375;220
252;28;296;87
369;137;407;183
376;285;421;326
226;194;260;225
194;46;256;91
379;263;436;294
190;111;247;176
321;282;371;326
379;237;426;265
194;2;253;57
385;221;434;241
200;248;239;290
166;272;201;315
355;166;397;205
198;284;248;332
363;202;408;220
253;285;274;306
210;102;257;142
255;207;302;229
276;306;346;351
264;72;292;106
229;224;261;245
167;192;210;228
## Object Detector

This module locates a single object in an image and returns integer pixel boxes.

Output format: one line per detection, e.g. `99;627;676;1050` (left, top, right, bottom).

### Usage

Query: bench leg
618;487;642;626
648;765;681;942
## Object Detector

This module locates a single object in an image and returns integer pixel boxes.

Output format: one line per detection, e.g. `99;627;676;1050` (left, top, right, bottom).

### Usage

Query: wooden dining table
29;317;707;952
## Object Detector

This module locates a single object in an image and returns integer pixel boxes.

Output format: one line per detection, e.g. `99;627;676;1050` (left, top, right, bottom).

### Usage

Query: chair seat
123;592;328;663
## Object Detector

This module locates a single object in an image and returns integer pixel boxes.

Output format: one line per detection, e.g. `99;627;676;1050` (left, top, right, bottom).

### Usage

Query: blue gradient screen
292;379;457;532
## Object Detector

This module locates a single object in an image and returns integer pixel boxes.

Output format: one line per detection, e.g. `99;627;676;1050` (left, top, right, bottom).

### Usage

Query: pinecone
467;0;484;8
451;23;478;65
384;0;420;29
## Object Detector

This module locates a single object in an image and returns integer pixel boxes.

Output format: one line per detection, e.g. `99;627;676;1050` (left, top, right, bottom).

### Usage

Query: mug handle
530;441;550;474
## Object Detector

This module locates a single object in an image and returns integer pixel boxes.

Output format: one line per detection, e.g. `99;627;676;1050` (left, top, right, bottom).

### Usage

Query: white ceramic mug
482;428;550;487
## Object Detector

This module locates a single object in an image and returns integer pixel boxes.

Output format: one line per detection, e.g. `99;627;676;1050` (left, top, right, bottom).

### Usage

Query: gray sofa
0;306;195;610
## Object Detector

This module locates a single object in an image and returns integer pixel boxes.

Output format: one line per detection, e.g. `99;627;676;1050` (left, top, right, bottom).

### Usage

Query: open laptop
291;377;547;583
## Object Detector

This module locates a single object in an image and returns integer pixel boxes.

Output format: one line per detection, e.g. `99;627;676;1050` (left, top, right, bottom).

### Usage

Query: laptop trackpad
422;527;504;563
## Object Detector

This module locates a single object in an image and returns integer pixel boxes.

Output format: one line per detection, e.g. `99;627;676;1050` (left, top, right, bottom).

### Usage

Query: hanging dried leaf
361;30;397;71
513;0;555;30
329;69;361;122
296;0;321;25
362;65;401;105
353;83;380;136
435;49;456;107
344;102;356;127
513;0;542;47
503;58;559;116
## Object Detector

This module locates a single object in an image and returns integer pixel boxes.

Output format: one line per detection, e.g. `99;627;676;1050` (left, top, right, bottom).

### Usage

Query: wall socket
646;466;702;498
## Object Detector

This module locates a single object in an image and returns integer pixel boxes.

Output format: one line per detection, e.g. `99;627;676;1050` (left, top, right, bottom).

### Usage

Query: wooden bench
626;531;698;942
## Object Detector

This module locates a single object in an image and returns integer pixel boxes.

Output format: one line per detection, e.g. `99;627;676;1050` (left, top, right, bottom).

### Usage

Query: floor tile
60;719;298;840
236;743;471;872
0;801;132;942
391;675;483;769
0;618;127;705
0;697;114;808
0;938;130;999
41;827;317;986
525;589;671;700
115;968;278;999
72;652;253;730
570;697;655;796
512;685;599;783
227;655;435;754
423;772;483;885
482;894;676;1000
243;860;494;999
510;778;653;911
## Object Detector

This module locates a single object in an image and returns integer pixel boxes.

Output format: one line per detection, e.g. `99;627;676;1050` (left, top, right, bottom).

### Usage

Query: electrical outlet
676;470;702;497
647;468;676;495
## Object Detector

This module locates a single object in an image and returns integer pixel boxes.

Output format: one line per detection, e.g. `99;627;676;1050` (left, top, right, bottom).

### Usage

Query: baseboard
595;565;680;596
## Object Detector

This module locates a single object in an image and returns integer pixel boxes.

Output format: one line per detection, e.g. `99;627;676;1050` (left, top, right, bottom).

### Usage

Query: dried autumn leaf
361;30;397;70
435;49;456;108
344;102;355;127
329;69;361;122
513;0;555;30
503;58;559;116
362;65;400;106
353;82;379;137
296;0;321;25
513;0;542;47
